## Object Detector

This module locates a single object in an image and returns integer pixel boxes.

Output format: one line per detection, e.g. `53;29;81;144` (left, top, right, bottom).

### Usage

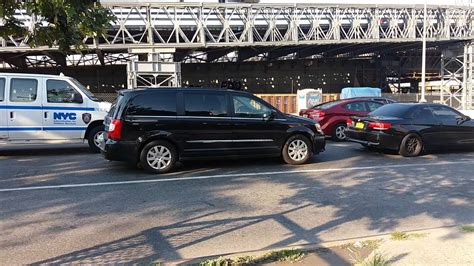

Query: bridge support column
127;48;181;89
440;42;473;110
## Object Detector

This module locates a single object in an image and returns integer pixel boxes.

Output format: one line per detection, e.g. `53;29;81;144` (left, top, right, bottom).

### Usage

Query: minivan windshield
69;78;100;102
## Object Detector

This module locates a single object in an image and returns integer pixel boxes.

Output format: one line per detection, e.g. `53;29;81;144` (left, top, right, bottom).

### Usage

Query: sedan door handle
44;111;48;119
9;111;14;119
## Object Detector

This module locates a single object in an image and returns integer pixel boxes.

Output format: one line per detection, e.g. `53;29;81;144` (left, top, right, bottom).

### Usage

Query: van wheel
399;133;423;157
87;125;105;153
332;123;347;141
140;140;177;174
282;135;312;165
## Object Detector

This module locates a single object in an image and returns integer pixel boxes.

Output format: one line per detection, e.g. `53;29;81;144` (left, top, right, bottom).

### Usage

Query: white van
0;73;111;152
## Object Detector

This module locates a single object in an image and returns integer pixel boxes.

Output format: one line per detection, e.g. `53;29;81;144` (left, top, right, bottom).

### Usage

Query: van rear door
0;77;6;139
7;77;45;140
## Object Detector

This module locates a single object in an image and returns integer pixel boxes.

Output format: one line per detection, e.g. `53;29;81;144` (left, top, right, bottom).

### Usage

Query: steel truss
440;42;473;110
1;3;473;52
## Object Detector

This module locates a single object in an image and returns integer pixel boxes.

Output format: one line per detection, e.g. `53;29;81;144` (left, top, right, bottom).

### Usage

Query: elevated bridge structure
0;3;473;109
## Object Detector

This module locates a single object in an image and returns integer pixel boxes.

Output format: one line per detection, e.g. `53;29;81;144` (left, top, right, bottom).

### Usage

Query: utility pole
419;0;428;103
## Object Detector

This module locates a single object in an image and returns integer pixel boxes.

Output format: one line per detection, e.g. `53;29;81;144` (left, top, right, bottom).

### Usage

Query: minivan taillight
108;119;122;140
368;122;391;130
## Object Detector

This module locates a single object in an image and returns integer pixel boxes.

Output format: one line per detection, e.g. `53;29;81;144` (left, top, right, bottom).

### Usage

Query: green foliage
359;252;391;266
0;0;115;52
390;231;427;241
199;249;305;266
461;224;474;233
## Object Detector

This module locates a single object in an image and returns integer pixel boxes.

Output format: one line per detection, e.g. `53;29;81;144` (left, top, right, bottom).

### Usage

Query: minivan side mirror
72;93;83;103
263;110;277;121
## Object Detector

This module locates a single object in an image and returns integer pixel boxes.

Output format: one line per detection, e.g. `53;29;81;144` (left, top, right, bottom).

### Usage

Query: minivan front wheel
140;140;177;174
282;135;312;165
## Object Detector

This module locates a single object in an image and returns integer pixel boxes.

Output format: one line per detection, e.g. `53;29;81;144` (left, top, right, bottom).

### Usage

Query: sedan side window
343;102;367;112
366;101;383;112
430;105;462;122
233;95;271;118
410;106;437;124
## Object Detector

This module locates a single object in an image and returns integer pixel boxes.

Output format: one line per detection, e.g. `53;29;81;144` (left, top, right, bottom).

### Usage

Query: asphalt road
1;142;473;264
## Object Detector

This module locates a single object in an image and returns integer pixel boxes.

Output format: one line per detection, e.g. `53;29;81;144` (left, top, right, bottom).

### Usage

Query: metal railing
1;3;473;52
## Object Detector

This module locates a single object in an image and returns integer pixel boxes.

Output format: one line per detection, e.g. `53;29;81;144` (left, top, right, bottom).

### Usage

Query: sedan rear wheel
332;123;347;141
399;133;423;157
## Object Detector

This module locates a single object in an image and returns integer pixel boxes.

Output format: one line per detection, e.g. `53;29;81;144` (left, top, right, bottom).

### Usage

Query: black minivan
101;88;326;173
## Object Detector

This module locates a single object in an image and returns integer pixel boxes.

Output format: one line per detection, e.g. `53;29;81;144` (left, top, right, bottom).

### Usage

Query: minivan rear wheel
282;135;312;165
140;140;177;174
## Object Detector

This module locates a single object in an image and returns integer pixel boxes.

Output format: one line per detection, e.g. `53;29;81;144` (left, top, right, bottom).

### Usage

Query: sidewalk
376;226;474;265
193;225;474;265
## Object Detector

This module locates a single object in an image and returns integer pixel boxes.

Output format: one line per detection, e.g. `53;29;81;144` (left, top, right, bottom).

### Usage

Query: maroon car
299;97;395;141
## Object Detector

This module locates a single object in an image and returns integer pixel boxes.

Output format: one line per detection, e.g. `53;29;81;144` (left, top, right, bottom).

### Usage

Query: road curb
165;225;462;265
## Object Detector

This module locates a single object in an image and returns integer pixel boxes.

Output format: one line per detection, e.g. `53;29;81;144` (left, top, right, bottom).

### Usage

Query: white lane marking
0;160;471;193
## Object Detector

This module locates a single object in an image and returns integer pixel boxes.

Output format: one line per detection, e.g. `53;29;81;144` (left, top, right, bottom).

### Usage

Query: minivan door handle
44;111;48;119
10;111;14;119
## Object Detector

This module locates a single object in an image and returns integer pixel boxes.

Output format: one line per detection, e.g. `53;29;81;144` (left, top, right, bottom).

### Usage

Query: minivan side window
47;79;78;103
10;78;38;102
126;92;177;116
0;78;5;102
184;93;227;117
233;95;271;118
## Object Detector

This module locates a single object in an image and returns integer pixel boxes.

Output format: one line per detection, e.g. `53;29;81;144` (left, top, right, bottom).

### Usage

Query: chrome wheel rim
93;131;105;148
288;139;308;161
335;126;346;140
146;145;172;170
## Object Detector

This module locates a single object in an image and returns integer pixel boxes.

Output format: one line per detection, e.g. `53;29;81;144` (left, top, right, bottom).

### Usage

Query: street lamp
419;0;428;103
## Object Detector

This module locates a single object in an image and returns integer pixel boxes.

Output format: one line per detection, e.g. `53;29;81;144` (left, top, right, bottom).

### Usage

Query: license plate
355;122;365;129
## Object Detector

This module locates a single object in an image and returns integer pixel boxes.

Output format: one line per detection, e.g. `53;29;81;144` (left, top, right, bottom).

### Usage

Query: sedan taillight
368;122;391;130
346;118;354;127
108;119;123;140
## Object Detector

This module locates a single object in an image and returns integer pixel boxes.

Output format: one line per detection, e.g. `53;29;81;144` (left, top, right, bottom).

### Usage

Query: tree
0;0;115;53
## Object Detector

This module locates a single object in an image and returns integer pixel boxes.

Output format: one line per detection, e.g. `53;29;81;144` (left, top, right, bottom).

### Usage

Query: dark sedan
346;103;474;157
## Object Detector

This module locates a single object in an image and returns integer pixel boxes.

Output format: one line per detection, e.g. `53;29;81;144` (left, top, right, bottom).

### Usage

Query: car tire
140;140;177;174
332;123;347;141
282;135;312;165
399;133;423;157
87;125;105;153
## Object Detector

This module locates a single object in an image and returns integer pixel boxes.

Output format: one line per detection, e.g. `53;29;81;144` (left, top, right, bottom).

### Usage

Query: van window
126;92;177;116
0;78;5;102
47;80;78;103
233;95;271;118
10;78;38;102
184;93;227;117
